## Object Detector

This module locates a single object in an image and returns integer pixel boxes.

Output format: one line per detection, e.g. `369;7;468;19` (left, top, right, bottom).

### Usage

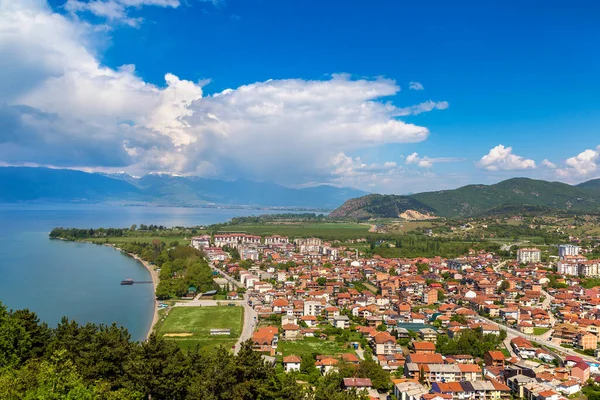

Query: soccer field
156;306;243;350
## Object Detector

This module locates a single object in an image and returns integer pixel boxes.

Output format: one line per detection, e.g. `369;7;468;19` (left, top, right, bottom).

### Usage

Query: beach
130;253;160;339
110;245;160;340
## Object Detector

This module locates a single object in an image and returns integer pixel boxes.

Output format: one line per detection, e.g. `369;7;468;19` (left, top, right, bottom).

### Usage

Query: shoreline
107;244;160;340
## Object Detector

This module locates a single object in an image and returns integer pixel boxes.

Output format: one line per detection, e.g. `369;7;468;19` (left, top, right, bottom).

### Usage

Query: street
209;263;258;354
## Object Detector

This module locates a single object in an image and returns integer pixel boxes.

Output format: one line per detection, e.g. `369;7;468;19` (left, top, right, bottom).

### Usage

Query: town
185;232;600;400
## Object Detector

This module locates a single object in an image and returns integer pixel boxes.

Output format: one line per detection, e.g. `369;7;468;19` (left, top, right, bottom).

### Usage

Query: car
228;303;236;306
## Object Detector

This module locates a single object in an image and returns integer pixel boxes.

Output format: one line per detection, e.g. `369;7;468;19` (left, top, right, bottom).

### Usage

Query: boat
120;278;134;285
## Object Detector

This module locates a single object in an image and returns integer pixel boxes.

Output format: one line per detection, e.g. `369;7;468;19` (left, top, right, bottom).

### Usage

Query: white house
283;355;301;372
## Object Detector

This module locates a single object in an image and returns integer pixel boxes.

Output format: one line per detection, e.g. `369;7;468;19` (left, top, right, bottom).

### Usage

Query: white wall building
517;248;541;264
558;244;580;259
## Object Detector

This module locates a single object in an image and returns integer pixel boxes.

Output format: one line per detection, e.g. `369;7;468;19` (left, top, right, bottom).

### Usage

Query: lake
0;204;291;341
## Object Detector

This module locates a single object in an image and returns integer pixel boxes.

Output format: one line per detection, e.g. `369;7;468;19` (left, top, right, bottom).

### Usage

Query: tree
357;359;390;391
497;280;510;294
317;277;327;286
437;290;446;302
376;324;387;332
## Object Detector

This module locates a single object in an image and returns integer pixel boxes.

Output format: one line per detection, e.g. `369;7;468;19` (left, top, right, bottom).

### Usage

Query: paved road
209;264;257;354
476;314;597;363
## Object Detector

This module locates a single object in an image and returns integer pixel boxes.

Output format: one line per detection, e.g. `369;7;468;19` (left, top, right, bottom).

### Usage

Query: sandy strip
130;253;160;340
107;244;160;340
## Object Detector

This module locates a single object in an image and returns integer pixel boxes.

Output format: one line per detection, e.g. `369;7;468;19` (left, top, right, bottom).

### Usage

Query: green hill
330;177;600;219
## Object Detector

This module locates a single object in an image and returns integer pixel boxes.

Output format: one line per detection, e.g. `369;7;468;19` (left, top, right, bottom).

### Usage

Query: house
537;390;560;400
393;381;429;400
282;355;301;372
575;333;598;350
282;324;300;341
342;377;372;391
341;353;360;365
227;291;239;300
419;328;438;342
333;315;350;329
301;315;318;327
557;379;581;396
511;337;536;359
423;289;438;305
413;341;437;354
484;350;505;367
571;362;590;382
372;332;397;355
252;326;279;352
315;357;339;374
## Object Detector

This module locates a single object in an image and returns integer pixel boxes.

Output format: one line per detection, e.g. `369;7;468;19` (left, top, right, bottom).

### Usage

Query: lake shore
108;244;160;340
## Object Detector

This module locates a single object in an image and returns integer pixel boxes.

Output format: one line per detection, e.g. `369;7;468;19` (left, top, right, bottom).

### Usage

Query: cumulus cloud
477;145;536;171
556;146;600;178
0;0;449;188
541;159;556;169
409;81;424;91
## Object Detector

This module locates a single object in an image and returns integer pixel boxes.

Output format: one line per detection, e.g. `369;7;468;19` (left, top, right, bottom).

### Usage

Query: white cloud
65;0;219;26
0;0;450;189
477;145;536;171
396;100;449;116
409;81;424;91
65;0;181;25
556;146;600;178
541;159;556;169
405;152;463;169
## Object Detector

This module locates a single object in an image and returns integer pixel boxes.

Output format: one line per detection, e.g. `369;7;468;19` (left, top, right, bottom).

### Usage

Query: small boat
120;278;134;285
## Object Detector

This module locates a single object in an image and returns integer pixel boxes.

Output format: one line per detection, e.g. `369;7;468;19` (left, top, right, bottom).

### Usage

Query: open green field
156;306;243;350
88;236;190;245
278;338;355;357
215;222;371;240
533;327;550;335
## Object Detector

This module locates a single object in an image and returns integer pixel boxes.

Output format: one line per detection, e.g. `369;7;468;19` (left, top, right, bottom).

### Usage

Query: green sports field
156;306;243;350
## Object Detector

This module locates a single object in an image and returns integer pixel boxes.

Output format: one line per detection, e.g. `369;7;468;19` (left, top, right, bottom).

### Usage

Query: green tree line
0;303;367;399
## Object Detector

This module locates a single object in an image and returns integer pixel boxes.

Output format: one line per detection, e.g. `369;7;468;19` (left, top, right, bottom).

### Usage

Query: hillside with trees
330;177;600;220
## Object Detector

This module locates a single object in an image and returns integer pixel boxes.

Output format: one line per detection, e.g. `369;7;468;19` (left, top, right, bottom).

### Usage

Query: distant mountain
0;167;367;209
0;167;143;203
330;177;600;219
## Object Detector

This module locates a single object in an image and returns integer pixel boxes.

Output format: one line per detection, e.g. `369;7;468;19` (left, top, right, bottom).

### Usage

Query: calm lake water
0;204;290;341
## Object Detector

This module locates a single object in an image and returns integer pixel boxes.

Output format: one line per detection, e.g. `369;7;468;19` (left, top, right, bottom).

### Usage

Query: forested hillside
331;177;600;219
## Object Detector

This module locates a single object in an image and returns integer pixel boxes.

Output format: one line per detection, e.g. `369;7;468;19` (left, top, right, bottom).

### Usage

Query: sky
1;0;599;194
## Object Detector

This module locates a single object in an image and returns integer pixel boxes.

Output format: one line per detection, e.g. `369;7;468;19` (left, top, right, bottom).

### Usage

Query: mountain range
330;177;600;219
0;167;367;209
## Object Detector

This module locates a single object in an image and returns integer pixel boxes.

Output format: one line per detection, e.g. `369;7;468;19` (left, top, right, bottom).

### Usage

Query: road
209;263;257;354
476;314;597;363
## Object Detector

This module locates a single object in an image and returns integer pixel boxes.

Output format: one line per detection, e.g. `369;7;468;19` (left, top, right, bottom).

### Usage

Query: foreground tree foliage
0;302;369;399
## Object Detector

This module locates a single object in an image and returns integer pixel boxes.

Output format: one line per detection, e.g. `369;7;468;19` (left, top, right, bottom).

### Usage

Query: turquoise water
0;204;289;341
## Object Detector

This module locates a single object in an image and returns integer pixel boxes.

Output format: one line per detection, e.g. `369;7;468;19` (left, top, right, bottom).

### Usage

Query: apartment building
517;248;541;264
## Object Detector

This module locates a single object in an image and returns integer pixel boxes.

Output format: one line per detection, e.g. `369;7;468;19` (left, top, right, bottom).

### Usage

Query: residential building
517;248;541;264
559;245;580;258
423;288;438;305
282;355;301;372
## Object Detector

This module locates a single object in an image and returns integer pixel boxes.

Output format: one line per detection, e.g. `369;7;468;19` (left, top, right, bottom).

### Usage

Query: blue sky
2;0;600;193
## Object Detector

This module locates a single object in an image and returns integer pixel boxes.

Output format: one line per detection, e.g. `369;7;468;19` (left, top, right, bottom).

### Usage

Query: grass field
533;327;550;335
278;338;355;357
215;222;371;239
156;306;243;350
